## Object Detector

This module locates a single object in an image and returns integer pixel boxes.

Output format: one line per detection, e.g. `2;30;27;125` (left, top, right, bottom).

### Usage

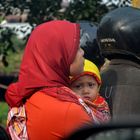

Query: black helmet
78;20;105;69
97;7;140;64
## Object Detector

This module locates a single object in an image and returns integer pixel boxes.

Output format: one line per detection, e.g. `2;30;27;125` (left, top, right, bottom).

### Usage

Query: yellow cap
70;59;101;84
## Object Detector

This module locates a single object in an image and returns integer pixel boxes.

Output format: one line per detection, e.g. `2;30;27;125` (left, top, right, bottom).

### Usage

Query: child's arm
94;96;111;123
84;96;111;123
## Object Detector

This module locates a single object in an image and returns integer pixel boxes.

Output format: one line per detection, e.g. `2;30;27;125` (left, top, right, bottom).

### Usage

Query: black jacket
100;59;140;121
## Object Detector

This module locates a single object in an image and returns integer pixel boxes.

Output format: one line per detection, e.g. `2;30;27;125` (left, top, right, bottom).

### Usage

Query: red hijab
5;20;80;107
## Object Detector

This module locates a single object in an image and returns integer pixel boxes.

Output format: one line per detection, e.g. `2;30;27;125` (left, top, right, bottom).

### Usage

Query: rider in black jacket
97;7;140;121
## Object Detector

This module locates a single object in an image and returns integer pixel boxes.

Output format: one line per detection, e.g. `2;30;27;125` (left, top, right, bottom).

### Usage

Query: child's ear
98;85;101;92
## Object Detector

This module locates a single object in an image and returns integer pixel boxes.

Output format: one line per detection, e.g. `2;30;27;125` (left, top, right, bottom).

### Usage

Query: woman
5;20;92;140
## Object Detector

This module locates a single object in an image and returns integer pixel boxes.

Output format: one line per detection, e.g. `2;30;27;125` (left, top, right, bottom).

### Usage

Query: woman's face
70;47;84;76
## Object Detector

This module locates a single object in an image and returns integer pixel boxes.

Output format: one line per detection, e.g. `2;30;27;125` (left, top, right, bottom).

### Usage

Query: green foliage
0;0;108;25
0;35;25;74
0;28;16;67
0;0;108;68
63;0;108;23
0;49;23;74
26;0;108;24
27;0;62;25
0;102;9;127
0;0;109;66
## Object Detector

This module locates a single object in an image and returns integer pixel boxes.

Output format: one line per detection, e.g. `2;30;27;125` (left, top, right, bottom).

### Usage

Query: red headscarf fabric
5;20;80;107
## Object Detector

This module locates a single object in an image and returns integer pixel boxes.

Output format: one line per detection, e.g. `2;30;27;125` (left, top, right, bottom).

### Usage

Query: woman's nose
80;48;84;56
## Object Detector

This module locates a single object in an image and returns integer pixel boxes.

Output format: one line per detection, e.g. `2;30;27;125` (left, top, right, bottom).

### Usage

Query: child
70;59;111;124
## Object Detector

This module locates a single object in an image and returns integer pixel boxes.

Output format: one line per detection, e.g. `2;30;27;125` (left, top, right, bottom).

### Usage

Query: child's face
71;75;99;101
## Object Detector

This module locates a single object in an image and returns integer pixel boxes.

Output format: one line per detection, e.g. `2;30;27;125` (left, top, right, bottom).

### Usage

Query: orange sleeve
64;103;92;137
25;92;92;140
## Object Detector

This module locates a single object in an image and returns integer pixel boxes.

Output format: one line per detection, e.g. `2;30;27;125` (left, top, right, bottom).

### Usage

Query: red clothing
25;91;91;140
5;20;92;140
5;20;80;107
84;96;111;124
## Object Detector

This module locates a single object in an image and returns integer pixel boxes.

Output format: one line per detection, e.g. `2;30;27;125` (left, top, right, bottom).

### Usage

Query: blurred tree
0;0;108;67
27;0;62;25
0;0;108;25
62;0;108;23
0;27;15;67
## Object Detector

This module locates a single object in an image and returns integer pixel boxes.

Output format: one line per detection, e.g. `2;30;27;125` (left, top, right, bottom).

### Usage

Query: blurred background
0;0;139;127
